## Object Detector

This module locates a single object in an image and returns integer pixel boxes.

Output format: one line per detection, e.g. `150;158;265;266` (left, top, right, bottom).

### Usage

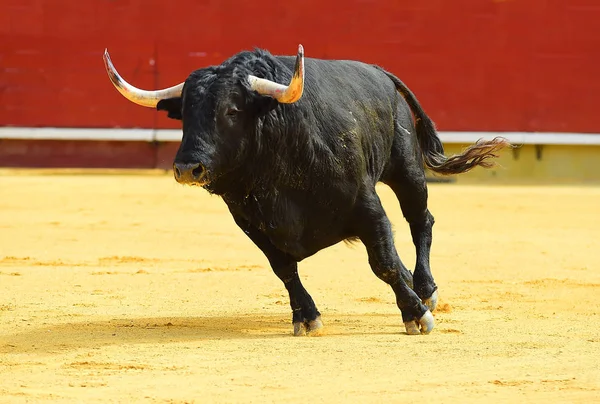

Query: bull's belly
224;189;359;261
265;225;353;261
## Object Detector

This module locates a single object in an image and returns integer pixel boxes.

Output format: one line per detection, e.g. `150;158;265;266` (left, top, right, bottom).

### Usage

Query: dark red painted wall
1;0;599;133
0;139;178;169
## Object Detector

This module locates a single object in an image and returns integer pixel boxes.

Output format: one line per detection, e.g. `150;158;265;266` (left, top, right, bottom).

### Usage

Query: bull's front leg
231;214;323;336
270;256;324;336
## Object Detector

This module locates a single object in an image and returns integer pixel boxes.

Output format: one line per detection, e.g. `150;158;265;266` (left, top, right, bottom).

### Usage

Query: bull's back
277;56;398;107
277;56;403;184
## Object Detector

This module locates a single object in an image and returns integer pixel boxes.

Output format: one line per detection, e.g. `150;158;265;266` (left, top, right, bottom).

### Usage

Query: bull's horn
103;49;184;108
248;44;305;104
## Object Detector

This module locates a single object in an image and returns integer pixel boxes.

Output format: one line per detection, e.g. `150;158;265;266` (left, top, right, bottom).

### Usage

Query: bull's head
103;45;305;190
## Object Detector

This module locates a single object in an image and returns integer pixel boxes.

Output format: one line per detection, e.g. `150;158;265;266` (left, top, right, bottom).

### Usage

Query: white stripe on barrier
0;127;155;141
1;127;600;145
441;131;600;145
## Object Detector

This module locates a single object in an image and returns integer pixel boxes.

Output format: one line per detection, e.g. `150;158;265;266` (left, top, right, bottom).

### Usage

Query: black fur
163;48;508;330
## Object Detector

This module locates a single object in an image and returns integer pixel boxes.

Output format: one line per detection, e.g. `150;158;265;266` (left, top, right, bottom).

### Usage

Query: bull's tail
377;67;510;175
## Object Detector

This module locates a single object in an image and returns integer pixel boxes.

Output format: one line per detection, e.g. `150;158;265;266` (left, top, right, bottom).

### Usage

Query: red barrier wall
1;0;599;133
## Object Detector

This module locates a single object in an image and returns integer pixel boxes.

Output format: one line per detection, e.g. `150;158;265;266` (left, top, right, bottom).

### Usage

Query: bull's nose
173;162;206;184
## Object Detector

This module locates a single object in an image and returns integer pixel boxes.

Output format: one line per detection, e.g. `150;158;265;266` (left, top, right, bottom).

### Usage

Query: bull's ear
157;97;183;120
245;88;278;116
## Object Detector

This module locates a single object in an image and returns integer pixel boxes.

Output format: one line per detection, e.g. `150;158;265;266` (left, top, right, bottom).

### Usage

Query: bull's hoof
293;316;324;337
404;320;421;335
293;322;307;336
418;310;435;334
422;290;439;312
306;317;324;336
404;310;435;335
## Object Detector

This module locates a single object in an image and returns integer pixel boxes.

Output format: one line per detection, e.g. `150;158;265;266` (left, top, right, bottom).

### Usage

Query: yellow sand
1;170;599;403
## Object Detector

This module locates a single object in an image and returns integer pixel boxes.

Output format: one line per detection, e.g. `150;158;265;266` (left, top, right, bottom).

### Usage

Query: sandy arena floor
1;170;599;403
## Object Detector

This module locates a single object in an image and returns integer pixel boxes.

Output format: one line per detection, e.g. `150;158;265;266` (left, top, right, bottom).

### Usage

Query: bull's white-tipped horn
103;49;184;108
248;44;305;104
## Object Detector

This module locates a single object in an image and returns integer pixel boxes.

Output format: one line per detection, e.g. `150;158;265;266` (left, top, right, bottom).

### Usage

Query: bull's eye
226;107;241;116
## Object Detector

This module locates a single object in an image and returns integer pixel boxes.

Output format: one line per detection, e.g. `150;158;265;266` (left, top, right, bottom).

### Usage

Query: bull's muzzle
173;162;207;186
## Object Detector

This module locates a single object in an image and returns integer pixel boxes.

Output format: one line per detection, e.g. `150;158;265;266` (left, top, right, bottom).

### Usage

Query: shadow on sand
2;313;404;354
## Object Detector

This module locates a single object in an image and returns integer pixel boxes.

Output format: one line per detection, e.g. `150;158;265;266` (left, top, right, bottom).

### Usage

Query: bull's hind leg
231;215;322;336
385;124;438;311
354;190;434;335
386;180;438;311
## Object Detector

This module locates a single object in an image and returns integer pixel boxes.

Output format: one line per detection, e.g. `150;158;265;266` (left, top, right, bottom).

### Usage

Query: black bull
104;45;509;335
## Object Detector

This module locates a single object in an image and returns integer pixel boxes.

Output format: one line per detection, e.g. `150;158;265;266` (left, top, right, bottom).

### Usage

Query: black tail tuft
423;136;510;175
